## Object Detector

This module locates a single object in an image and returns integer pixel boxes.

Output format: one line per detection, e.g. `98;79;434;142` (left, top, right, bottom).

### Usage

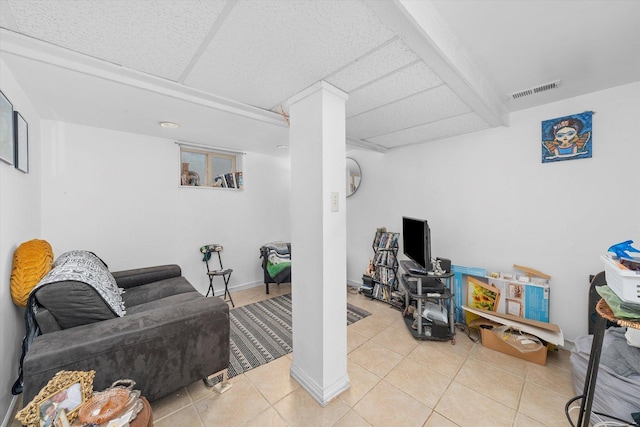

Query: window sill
179;185;243;191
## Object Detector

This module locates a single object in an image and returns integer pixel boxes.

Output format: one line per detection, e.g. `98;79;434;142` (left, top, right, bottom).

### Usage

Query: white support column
287;81;349;406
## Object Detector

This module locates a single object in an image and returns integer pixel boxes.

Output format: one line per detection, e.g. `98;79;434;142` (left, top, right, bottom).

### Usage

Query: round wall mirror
346;157;362;197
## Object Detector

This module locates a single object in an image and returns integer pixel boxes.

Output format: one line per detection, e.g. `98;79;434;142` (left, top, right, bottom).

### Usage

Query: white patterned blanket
36;250;125;316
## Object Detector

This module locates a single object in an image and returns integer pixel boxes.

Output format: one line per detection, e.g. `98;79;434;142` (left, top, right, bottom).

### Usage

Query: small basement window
179;143;243;189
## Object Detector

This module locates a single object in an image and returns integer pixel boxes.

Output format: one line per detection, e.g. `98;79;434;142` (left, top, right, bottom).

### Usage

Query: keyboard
404;260;428;275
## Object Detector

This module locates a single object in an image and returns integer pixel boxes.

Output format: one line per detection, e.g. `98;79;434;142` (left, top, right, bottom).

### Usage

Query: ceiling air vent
510;80;562;100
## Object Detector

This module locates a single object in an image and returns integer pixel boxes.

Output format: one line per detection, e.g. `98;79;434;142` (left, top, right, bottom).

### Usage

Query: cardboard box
463;305;563;346
455;264;550;323
465;304;564;365
477;322;548;365
452;265;487;323
488;277;549;322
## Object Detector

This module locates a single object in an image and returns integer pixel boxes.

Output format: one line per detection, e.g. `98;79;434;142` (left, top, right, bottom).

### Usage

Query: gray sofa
19;264;230;403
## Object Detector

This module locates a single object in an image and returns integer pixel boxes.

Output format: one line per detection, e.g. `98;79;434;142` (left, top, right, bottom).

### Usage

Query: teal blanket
267;259;291;278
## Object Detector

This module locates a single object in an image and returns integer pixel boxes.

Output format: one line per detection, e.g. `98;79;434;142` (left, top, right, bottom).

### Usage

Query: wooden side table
567;298;640;426
129;396;153;427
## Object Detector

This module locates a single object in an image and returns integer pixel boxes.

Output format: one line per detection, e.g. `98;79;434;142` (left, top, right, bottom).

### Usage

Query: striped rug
227;293;370;378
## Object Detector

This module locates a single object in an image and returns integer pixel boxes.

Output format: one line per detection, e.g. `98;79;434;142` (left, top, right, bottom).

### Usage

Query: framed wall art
0;90;15;165
541;111;593;163
464;276;502;325
14;111;28;173
467;276;501;312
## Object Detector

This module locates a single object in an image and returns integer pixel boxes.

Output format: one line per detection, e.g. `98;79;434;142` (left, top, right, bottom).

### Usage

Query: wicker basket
77;387;130;424
596;298;640;330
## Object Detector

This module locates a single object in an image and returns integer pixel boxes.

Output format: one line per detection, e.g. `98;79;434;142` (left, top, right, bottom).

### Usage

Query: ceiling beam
346;136;389;153
0;29;287;128
178;0;240;84
364;0;509;128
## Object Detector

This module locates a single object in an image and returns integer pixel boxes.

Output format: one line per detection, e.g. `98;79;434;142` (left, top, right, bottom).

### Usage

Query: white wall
40;121;291;295
2;71;637;420
346;82;640;342
0;59;42;424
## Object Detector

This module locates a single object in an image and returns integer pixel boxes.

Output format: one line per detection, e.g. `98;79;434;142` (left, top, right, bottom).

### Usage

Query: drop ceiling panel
368;112;489;148
0;2;14;29
346;61;442;118
184;0;396;109
7;0;228;81
325;38;418;93
3;1;633;154
431;0;640;112
347;85;471;140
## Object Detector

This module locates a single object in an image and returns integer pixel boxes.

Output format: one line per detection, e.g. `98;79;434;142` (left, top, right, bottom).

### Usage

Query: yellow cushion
10;239;53;307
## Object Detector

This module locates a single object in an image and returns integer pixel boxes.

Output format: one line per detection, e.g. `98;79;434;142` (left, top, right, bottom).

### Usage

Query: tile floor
147;283;580;427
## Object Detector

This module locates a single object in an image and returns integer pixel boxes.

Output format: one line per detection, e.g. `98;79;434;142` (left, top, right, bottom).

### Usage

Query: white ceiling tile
325;38;418;93
0;2;16;30
3;0;632;152
431;0;640;112
367;112;489;148
7;0;228;81
346;61;442;117
347;85;471;139
184;0;396;109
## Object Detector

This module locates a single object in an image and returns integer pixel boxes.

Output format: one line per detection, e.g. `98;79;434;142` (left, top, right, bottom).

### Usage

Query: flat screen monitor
402;216;432;272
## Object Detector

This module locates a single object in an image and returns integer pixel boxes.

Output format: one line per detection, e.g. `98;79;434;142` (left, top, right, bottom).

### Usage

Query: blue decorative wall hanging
541;111;593;163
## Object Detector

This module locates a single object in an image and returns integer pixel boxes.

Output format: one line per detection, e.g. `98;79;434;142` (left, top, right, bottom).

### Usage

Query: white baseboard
204;280;265;297
290;362;350;407
228;281;264;293
346;279;362;288
224;280;356;295
2;395;19;427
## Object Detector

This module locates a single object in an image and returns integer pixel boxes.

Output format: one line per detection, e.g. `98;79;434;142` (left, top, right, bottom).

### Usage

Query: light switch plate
330;192;339;212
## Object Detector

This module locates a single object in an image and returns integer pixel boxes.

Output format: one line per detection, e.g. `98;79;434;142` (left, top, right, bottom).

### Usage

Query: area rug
227;293;370;378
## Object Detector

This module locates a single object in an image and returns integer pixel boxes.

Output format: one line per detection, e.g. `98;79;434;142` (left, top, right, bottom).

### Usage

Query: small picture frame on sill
14;111;29;173
0;90;15;165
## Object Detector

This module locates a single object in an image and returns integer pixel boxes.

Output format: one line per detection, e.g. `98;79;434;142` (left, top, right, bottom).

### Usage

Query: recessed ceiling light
276;144;288;149
159;121;180;128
